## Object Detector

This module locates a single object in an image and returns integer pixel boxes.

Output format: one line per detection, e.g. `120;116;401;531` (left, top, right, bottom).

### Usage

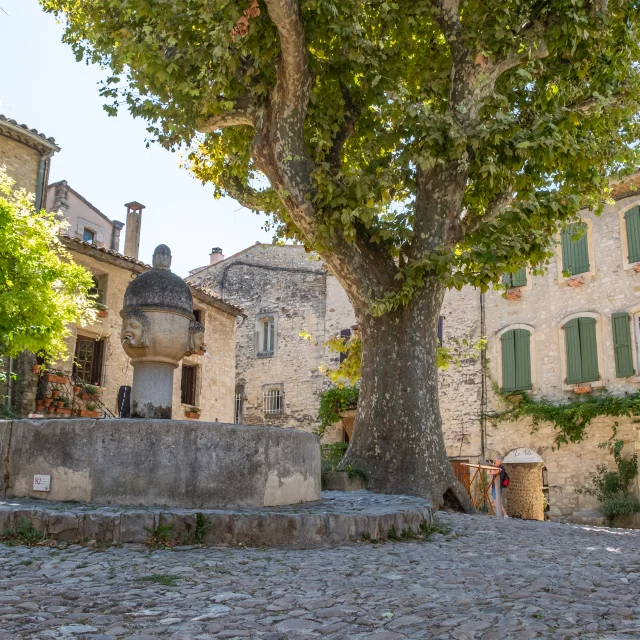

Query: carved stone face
122;311;149;348
188;320;206;355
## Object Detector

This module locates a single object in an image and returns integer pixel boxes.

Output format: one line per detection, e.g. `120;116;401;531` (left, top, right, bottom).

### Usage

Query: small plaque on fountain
33;474;51;492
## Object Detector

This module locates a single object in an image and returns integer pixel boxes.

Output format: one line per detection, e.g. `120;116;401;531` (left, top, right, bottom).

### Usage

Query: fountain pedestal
120;245;204;418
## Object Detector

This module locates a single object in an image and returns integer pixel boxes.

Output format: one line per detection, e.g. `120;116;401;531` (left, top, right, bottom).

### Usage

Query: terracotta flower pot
56;401;65;408
634;263;640;273
86;410;100;418
573;385;592;395
74;386;81;394
567;277;584;287
185;411;201;419
51;390;60;399
43;398;53;407
56;407;72;415
505;289;521;301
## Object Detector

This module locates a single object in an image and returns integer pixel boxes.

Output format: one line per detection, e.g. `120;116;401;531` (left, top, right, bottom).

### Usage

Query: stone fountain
0;244;433;547
120;244;205;419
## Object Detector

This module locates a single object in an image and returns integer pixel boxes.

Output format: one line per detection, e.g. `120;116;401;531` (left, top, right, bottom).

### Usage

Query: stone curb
0;492;433;548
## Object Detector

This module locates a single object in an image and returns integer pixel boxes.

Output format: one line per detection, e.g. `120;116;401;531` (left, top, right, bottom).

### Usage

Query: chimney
209;247;224;265
123;201;145;260
111;220;125;253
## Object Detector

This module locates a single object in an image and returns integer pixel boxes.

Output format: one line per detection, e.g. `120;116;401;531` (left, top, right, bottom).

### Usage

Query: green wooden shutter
578;317;599;383
502;273;512;288
625;206;640;263
562;223;590;276
612;312;634;378
564;319;582;383
501;330;516;391
513;329;532;390
511;267;527;287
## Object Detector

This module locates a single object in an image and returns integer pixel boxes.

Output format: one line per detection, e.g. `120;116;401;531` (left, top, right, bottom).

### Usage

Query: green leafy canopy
40;0;640;310
0;169;96;360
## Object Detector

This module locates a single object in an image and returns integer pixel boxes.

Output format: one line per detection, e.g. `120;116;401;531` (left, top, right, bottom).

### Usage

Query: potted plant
567;276;584;287
51;389;60;399
573;385;592;395
185;407;201;419
84;402;101;418
504;289;521;301
43;397;53;407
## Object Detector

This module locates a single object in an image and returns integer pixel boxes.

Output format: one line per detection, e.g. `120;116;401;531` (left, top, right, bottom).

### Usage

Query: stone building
0;114;242;421
50;234;241;422
187;244;355;436
189;175;640;521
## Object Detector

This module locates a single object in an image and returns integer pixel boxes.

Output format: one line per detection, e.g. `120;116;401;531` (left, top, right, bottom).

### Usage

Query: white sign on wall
33;475;51;492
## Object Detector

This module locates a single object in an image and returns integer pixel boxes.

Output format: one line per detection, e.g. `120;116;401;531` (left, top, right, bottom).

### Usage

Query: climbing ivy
495;389;640;446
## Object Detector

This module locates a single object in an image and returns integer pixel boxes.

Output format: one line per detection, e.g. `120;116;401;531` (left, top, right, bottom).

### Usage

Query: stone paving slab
1;511;639;639
0;491;433;548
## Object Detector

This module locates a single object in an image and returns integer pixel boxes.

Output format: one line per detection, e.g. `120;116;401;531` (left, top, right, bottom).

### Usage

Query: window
73;336;105;385
193;309;203;324
263;389;283;414
437;316;444;346
339;329;351;363
612;312;634;378
83;228;95;244
502;267;527;288
500;329;532;391
561;222;590;276
564;317;599;384
88;274;107;307
625;206;640;264
257;314;276;356
181;364;198;406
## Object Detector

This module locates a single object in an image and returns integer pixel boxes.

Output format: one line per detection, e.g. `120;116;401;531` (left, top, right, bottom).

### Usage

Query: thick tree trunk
340;275;474;512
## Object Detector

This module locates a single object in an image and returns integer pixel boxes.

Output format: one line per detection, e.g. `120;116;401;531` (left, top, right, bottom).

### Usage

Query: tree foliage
0;169;96;360
41;0;640;312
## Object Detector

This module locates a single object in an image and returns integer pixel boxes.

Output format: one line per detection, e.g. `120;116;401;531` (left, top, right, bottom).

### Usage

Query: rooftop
0;114;60;155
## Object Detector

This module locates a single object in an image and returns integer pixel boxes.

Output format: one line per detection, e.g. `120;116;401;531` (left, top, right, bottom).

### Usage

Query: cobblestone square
1;512;639;639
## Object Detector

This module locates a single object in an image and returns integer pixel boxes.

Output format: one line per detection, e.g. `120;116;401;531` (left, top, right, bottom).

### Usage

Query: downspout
480;291;487;461
34;155;48;211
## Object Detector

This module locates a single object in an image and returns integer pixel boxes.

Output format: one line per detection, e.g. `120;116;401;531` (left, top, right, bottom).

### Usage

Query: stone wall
187;245;355;433
37;247;237;423
0;134;40;193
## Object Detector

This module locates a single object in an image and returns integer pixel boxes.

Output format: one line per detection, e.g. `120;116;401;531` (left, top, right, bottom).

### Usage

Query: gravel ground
1;511;639;639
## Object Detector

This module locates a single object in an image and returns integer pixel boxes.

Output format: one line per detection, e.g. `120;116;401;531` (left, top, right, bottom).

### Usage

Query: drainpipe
480;291;487;461
34;155;47;211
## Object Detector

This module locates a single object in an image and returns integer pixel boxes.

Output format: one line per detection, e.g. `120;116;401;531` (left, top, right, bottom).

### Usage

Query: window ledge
562;380;604;392
257;351;275;358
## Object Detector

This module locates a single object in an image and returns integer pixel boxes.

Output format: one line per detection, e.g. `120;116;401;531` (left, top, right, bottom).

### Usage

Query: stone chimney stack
209;247;224;265
123;201;145;260
111;220;125;253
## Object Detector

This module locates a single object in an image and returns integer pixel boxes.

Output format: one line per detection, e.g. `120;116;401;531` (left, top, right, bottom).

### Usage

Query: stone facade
46;181;124;252
50;238;240;423
0;116;60;416
189;182;640;521
187;244;355;435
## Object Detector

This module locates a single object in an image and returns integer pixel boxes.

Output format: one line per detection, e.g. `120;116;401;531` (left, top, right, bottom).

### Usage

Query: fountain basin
0;419;321;509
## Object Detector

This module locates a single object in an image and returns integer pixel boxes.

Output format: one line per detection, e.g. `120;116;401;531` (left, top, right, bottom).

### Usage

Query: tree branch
326;82;360;170
220;174;275;211
461;189;514;235
197;95;256;132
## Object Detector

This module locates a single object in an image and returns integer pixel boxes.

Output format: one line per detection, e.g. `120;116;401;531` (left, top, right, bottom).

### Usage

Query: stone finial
152;244;172;269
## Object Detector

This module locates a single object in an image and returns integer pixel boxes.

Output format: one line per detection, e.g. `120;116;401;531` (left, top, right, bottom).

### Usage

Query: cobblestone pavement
1;511;639;640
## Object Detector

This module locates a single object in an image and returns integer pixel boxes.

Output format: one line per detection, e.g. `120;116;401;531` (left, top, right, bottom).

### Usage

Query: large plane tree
42;0;640;508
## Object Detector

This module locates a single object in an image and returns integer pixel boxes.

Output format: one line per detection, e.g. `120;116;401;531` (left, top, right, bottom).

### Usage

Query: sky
0;0;273;276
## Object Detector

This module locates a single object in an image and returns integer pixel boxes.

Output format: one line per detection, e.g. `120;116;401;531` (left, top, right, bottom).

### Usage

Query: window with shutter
501;329;532;391
625;206;640;264
502;267;527;288
256;314;276;356
561;223;590;276
564;317;600;384
612;312;634;377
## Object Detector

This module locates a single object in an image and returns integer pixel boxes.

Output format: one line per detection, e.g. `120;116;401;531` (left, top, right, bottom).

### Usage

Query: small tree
578;438;640;524
0;168;95;361
41;0;640;508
